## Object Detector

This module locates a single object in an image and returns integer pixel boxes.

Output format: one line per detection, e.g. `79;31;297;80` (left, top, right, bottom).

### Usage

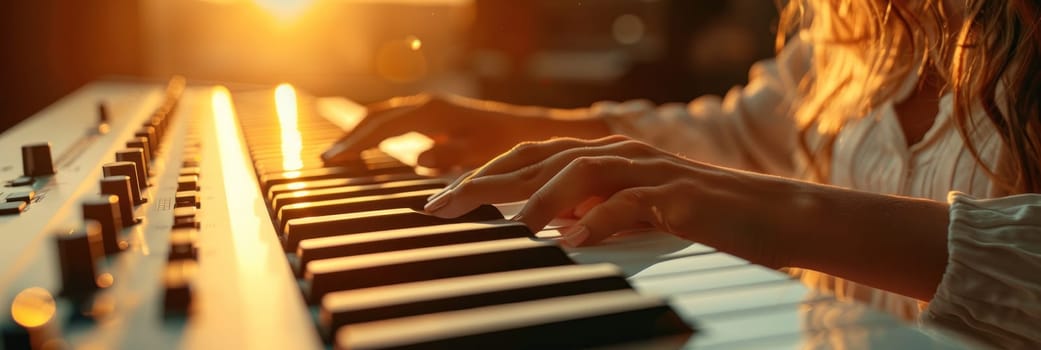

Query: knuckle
568;156;604;174
619;140;654;156
602;134;631;144
510;141;541;158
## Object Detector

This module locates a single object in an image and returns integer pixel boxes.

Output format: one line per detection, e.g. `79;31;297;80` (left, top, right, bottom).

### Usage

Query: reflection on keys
283;206;504;253
295;220;532;273
319;263;632;332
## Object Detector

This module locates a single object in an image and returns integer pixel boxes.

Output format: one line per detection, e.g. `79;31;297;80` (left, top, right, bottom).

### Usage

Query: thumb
560;187;655;247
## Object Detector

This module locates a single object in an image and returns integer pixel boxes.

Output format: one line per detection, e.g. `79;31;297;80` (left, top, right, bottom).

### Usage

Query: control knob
21;142;55;177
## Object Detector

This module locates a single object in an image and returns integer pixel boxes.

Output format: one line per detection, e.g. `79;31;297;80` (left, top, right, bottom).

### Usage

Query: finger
472;135;630;179
572;196;605;218
428;169;475;201
559;187;658;247
424;172;542;218
424;136;629;207
432;137;652;213
322;108;422;163
513;156;654;232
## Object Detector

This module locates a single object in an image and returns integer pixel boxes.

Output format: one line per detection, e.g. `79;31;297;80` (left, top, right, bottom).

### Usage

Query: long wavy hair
778;0;1041;193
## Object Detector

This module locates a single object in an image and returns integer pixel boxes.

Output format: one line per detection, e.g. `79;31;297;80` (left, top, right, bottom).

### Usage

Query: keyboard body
0;79;972;349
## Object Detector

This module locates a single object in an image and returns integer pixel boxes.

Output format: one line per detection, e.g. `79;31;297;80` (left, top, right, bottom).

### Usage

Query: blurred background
0;0;777;132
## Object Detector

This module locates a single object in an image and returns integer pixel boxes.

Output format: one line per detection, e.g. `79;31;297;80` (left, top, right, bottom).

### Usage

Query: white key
684;298;903;347
567;231;715;275
671;280;829;318
629;253;749;280
633;264;789;296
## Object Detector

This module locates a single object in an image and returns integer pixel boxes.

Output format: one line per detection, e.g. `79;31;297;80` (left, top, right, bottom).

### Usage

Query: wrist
748;176;822;268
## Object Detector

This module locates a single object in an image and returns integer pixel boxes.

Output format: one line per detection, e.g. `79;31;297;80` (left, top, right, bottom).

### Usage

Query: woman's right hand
321;93;611;170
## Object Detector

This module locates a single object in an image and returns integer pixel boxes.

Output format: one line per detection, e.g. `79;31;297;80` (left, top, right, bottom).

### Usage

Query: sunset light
253;0;317;21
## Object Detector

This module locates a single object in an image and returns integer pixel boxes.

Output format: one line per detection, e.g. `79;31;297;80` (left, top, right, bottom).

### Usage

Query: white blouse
596;36;1041;348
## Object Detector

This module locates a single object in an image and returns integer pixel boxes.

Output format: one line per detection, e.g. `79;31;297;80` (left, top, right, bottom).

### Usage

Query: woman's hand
424;135;954;299
322;94;611;169
423;135;802;267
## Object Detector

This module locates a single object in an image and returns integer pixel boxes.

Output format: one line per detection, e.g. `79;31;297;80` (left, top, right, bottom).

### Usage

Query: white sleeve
922;192;1041;349
595;36;812;177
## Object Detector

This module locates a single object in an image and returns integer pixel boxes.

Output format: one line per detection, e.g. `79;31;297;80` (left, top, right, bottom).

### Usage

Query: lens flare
253;0;316;22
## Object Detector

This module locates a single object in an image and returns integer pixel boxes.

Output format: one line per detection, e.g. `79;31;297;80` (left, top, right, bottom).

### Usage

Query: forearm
778;184;950;300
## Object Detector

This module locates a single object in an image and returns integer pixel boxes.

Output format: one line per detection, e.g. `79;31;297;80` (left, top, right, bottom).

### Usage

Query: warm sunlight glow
275;83;298;127
275;83;304;171
212;86;236;123
253;0;316;22
380;132;433;167
11;288;56;329
408;35;422;51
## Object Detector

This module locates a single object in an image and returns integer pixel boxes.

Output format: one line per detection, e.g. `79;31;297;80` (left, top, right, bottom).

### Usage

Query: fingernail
560;225;589;247
424;190;452;213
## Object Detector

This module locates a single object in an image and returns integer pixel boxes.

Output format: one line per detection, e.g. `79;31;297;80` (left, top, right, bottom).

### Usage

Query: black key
259;165;414;191
271;178;446;212
277;189;439;231
253;159;327;175
296;220;530;274
335;290;693;350
283;205;502;251
320;264;632;333
304;238;572;303
266;173;426;200
254;157;403;176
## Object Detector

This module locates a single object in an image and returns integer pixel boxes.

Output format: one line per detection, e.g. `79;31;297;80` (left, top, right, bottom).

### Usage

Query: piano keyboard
0;79;969;349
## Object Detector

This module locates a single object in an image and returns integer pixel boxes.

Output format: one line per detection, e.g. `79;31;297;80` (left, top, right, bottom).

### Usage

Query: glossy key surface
304;238;572;303
320;263;631;332
295;220;531;274
282;205;503;251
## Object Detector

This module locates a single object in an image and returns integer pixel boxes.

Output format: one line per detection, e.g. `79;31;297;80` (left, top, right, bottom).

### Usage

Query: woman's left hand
422;135;802;267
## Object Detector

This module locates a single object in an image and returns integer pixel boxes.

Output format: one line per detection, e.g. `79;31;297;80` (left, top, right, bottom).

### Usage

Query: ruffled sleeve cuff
922;192;1041;348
